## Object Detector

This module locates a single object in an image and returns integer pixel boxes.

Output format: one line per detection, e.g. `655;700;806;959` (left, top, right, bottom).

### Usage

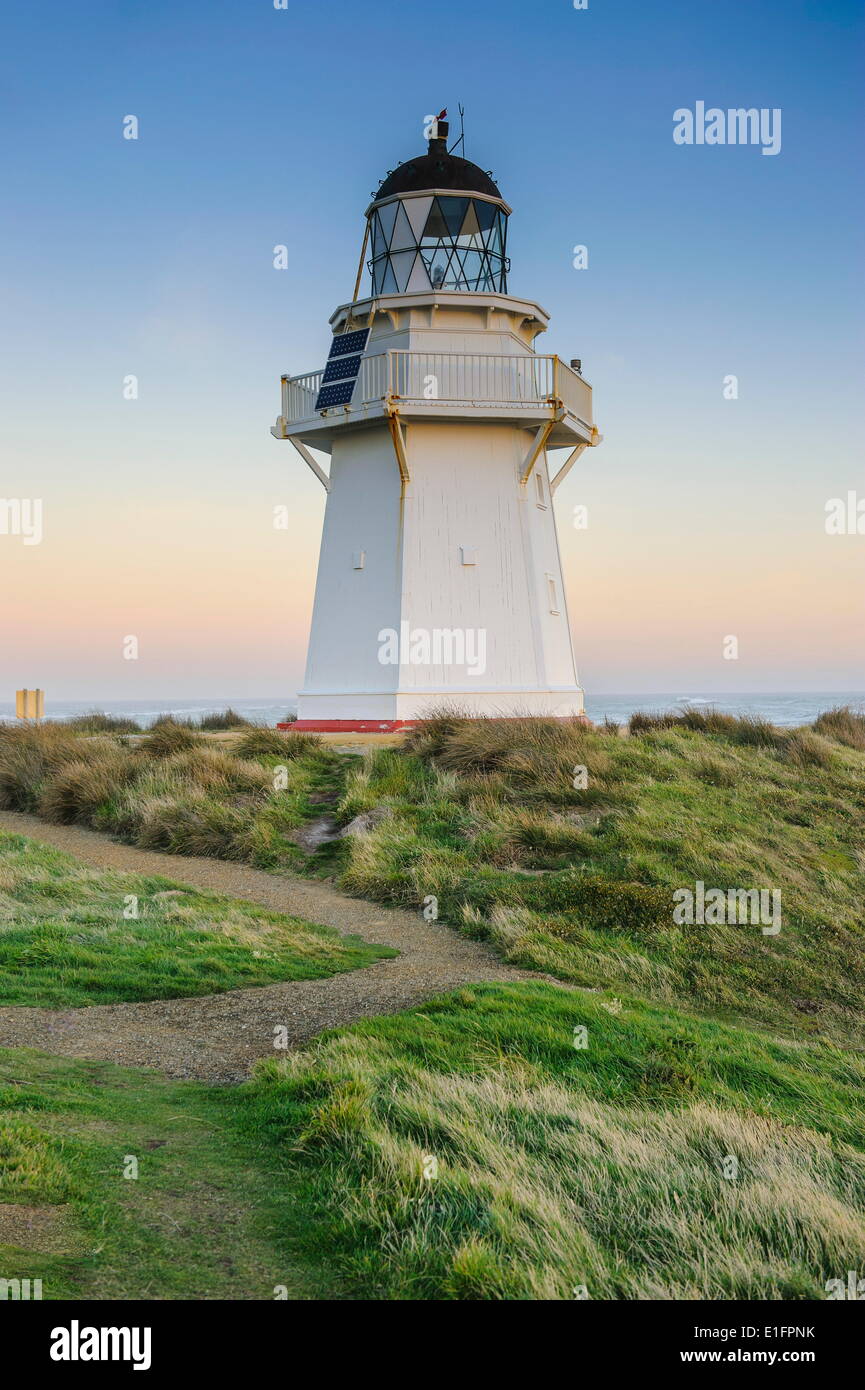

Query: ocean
1;693;862;729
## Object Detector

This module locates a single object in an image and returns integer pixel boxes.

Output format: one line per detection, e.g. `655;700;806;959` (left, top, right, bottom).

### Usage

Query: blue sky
1;0;862;698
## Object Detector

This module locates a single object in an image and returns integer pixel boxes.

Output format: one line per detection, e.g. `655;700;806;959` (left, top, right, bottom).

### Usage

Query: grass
0;721;338;873
237;982;865;1300
814;705;865;751
0;831;392;1006
2;708;865;1299
3;983;864;1300
333;712;865;1045
64;712;142;735
0;1049;332;1300
2;711;864;1036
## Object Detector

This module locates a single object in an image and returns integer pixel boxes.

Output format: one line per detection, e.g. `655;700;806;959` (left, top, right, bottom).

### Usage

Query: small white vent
546;573;560;614
352;550;366;570
460;546;478;566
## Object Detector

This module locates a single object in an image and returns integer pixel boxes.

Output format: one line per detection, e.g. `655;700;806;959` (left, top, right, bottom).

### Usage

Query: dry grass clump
782;729;833;769
0;724;83;811
37;744;136;824
814;706;865;751
136;797;251;859
629;708;781;748
196;708;253;731
161;747;272;797
406;713;596;788
92;748;271;850
402;705;476;758
64;711;141;734
627;708;840;768
0;721;331;867
234;728;321;759
139;723;201;757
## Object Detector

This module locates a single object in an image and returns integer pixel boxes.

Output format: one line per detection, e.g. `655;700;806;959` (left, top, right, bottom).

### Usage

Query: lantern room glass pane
437;197;469;237
377;200;398;245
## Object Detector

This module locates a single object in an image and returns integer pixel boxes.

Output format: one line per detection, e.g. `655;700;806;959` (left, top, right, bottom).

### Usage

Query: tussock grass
37;747;137;825
136;796;252;859
234;728;321;759
783;729;834;769
0;721;340;870
64;712;141;734
814;705;865;751
139;723;201;757
196;708;253;730
159;747;273;796
630;707;781;748
150;713;197;729
0;725;83;811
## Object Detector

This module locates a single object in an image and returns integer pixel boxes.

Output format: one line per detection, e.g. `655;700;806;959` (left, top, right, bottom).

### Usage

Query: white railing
553;359;593;427
385;351;555;406
281;370;322;424
280;352;591;427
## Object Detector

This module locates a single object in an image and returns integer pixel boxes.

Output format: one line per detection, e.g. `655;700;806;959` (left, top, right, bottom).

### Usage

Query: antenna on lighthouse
449;104;466;157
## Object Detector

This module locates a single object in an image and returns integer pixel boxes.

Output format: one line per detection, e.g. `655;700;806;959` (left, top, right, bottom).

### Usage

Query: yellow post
15;689;44;720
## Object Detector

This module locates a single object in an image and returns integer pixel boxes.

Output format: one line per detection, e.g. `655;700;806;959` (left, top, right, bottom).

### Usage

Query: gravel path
0;810;544;1083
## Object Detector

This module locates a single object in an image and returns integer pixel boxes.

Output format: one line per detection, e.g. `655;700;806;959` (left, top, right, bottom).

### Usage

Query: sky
0;0;862;700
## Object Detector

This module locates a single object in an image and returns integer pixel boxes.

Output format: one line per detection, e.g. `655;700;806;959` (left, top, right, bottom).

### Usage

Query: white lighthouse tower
272;116;600;731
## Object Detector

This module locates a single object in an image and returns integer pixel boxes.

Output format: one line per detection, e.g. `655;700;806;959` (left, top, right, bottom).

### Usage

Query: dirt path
0;810;542;1083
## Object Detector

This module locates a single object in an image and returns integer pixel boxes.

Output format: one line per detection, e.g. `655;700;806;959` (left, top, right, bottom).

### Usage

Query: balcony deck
272;351;594;450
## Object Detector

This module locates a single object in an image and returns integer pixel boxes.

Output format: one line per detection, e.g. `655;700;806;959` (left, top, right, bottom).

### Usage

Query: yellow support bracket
519;417;557;486
386;405;410;484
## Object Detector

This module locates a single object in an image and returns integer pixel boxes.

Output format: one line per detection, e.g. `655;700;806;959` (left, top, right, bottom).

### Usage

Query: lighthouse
272;116;600;731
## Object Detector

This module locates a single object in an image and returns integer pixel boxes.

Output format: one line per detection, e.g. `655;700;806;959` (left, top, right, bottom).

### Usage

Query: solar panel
315;379;357;409
322;353;362;384
328;328;369;359
314;329;370;410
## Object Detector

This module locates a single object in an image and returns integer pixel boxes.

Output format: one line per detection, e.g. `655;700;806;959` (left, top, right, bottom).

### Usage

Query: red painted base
277;715;593;733
278;719;415;733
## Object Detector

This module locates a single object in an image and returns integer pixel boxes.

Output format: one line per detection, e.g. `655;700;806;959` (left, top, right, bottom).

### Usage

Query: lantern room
365;118;510;295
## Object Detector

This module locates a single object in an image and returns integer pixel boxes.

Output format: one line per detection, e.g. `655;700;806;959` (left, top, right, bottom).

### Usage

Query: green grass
0;832;393;1006
3;983;864;1300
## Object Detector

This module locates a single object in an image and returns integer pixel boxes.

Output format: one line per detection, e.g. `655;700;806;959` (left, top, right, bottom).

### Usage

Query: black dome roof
374;139;502;201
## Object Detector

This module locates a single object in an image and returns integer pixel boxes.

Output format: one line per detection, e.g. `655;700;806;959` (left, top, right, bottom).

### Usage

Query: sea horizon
2;691;862;730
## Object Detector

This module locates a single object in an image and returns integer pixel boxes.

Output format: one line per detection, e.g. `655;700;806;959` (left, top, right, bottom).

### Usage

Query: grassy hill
1;708;864;1299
